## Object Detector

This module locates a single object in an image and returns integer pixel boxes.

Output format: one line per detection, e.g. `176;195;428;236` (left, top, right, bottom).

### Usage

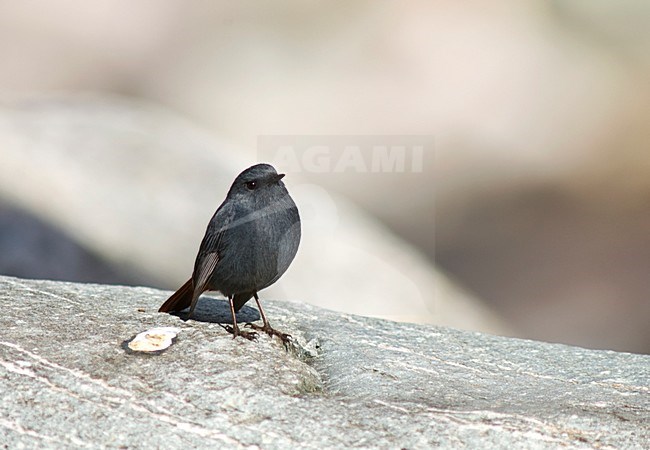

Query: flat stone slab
1;275;648;449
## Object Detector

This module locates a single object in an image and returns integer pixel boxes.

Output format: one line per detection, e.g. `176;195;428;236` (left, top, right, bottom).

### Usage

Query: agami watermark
257;136;430;173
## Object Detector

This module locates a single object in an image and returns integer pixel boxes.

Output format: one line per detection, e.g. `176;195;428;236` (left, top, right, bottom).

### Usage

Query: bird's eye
245;181;258;190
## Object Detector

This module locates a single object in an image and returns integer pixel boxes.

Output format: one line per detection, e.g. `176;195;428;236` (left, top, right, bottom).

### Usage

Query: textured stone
0;276;648;449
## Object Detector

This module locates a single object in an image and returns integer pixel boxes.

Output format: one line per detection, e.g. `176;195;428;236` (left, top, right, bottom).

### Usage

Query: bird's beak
274;173;286;182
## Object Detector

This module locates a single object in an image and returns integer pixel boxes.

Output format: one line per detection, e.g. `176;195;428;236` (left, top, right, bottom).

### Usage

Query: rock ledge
0;275;648;449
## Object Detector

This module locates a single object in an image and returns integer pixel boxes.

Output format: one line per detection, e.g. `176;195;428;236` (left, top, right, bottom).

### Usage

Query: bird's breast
209;206;299;295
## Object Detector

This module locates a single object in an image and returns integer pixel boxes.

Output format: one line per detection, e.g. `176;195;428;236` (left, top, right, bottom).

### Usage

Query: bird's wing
191;203;234;293
193;251;219;294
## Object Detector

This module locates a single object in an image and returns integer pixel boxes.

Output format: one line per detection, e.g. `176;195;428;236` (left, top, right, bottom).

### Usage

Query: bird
158;163;301;342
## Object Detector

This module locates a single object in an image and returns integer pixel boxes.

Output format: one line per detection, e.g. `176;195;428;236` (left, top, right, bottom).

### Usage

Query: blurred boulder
0;94;509;336
0;198;150;285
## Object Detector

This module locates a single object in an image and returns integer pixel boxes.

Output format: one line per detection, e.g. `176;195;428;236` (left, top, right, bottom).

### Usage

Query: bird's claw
225;324;258;341
245;322;292;344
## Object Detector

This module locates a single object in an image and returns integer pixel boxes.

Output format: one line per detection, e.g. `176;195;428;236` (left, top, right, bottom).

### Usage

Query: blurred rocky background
0;1;648;353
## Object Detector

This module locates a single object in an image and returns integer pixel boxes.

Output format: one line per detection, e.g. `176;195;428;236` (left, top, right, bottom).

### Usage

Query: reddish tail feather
158;279;194;312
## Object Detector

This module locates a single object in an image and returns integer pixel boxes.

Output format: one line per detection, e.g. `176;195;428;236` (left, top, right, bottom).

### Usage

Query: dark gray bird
158;163;301;341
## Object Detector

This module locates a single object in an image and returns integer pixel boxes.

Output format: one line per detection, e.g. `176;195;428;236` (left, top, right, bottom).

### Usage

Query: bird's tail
158;279;194;312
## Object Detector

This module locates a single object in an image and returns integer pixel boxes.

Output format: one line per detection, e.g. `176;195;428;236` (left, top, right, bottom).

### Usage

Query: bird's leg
225;295;257;341
246;293;291;344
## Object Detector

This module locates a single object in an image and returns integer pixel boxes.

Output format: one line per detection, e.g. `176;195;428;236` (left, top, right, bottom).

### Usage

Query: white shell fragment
128;327;180;352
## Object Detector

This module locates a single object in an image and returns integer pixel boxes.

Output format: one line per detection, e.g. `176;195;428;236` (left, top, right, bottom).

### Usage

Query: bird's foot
245;322;292;344
225;324;258;341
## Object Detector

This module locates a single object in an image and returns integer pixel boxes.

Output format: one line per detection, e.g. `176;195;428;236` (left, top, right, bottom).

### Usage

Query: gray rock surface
1;276;648;449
